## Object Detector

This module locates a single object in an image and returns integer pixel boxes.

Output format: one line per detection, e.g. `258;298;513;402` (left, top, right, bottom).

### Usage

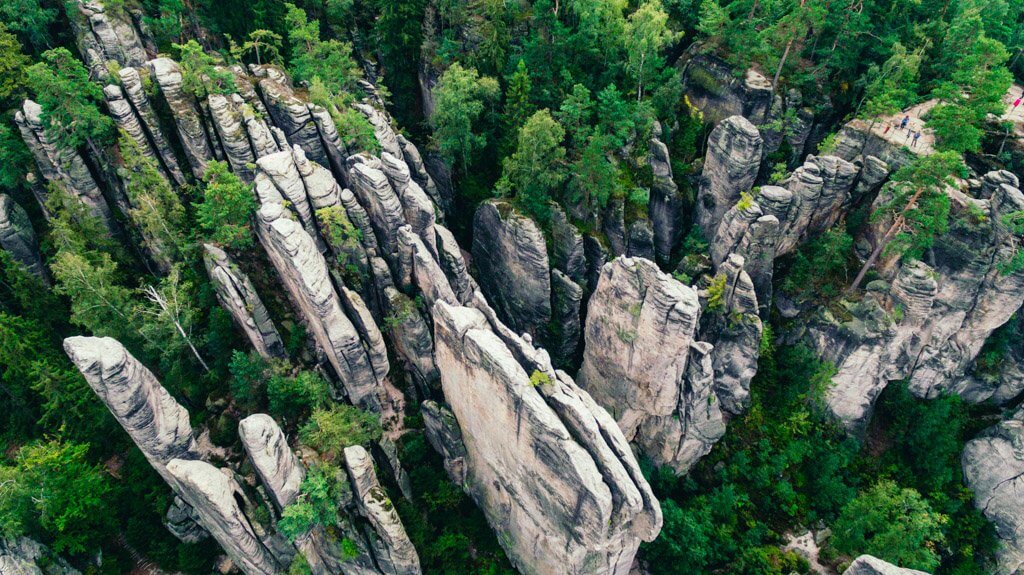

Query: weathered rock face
682;54;775;126
255;202;388;411
15;100;116;233
167;459;283;575
701;254;763;415
472;201;552;338
203;244;287;359
63;336;200;482
430;300;661;575
239;414;303;512
803;174;1024;428
254;148;325;251
648;126;684;263
0;194;46;281
254;67;336;174
118;67;186;186
578;256;727;473
962;412;1024;575
348;156;408;263
67;0;149;79
697;116;763;238
842;555;931;575
833;120;917;170
148;58;215;179
0;537;81;575
343;446;422;575
208;92;281;182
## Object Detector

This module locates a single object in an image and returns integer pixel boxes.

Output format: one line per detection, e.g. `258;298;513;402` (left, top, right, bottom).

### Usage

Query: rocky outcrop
842;555;931;575
962;412;1024;575
148;58;215;179
238;414;303;512
0;194;46;281
700;254;763;414
430;300;661;574
648;125;684;263
203;244;287;359
63;336;200;483
67;0;149;79
550;269;583;368
578;256;727;473
167;459;283;575
254;67;336;174
0;537;81;575
681;54;774;126
254;148;325;251
15;100;116;233
696;116;763;238
802;174;1024;428
118;67;186;186
472;201;552;339
255;202;388;411
348;156;407;262
343;445;422;575
208;93;281;182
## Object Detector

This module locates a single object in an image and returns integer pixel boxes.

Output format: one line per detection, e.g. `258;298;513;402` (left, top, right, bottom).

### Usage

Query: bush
278;464;342;541
267;370;331;423
299;404;381;460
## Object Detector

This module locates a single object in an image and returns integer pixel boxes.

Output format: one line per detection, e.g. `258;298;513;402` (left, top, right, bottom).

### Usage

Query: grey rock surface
119;67;186;186
842;555;931;575
0;194;46;281
239;414;304;512
148;58;215;178
697;116;763;238
0;537;81;575
203;244;286;359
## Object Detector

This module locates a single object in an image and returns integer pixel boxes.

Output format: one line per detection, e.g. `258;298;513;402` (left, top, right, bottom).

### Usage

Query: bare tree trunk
143;285;211;372
848;186;926;292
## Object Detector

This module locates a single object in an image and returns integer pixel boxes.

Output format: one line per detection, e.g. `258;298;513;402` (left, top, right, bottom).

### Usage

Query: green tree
831;481;946;571
175;40;237;99
118;131;188;266
0;0;57;51
496;110;566;223
235;29;283;66
503;59;534;135
284;3;362;95
195;160;256;251
0;23;30;110
429;62;500;170
25;47;115;151
266;370;330;423
0;440;113;554
299;404;382;460
849;152;965;292
623;1;680;102
135;266;211;375
278;464;342;541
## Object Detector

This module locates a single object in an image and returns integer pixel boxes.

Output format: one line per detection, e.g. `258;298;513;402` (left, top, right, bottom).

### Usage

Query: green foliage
267;370;330;423
502;59;534;137
704;273;727;312
528;369;551;387
999;210;1024;274
0;23;30;110
26;47;115;150
232;29;283;66
496;109;566;223
0;440;113;554
118;131;188;262
831;481;946;571
0;0;57;52
195;160;256;251
284;3;362;95
430;62;500;171
278;464;343;542
299;404;382;460
175;40;237;99
307;78;379;155
780;226;855;302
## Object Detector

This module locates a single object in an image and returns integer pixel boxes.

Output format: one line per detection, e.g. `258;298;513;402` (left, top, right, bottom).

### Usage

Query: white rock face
167;459;282;575
962;412;1024;575
696;115;763;238
148;58;215;178
67;0;148;78
841;555;931;575
578;257;727;473
203;244;286;359
239;414;304;512
431;300;661;575
0;537;81;575
343;445;422;575
119;66;186;186
63;336;199;484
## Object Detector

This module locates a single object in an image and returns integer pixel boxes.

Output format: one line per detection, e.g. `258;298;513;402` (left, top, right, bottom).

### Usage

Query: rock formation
696;115;763;238
842;555;931;575
472;200;552;339
429;300;661;574
648;125;684;263
203;244;287;359
343;446;422;575
578;256;728;473
0;194;47;281
167;459;283;575
15;100;116;233
962;411;1024;575
63;336;200;483
118;67;186;186
67;0;149;79
208;92;281;182
0;537;81;575
148;58;216;179
802;174;1024;429
238;414;304;512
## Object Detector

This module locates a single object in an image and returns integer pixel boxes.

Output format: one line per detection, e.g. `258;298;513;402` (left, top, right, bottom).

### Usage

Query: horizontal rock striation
67;0;149;79
0;194;47;282
203;244;287;359
697;115;763;239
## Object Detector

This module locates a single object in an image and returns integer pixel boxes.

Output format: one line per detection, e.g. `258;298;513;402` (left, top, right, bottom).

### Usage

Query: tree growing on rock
849;152;965;292
430;62;500;171
195;160;257;251
496;109;567;223
25;47;115;152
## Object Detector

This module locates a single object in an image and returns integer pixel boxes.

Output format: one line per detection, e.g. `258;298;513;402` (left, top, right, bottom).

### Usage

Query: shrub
299;404;381;460
267;370;331;422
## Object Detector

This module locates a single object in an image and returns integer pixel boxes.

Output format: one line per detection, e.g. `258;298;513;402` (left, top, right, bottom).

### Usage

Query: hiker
912;130;921;148
900;115;910;130
883;121;892;134
1014;96;1022;115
